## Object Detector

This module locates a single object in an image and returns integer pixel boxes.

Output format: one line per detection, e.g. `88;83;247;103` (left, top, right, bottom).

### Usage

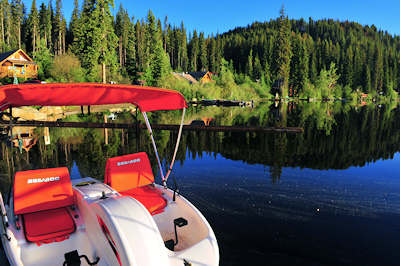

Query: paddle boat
0;83;219;265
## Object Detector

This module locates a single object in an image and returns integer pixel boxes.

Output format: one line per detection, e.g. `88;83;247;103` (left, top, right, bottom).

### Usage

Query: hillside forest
1;0;400;101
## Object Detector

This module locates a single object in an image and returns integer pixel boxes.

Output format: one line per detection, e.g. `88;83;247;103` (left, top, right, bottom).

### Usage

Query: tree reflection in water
1;101;400;264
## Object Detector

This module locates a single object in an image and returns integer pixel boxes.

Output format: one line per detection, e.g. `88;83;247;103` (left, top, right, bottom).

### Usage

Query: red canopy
0;83;187;112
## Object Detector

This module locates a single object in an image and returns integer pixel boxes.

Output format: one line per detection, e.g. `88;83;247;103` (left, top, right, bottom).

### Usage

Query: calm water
1;101;400;265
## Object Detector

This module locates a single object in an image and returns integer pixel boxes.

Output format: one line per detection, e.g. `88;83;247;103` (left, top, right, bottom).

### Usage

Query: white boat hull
0;177;219;266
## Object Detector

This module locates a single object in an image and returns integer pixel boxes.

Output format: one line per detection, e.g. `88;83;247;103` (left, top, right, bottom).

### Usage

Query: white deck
1;178;219;266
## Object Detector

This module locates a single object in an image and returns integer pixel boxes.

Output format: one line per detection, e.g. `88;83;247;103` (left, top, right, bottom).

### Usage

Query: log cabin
188;71;213;83
0;49;38;80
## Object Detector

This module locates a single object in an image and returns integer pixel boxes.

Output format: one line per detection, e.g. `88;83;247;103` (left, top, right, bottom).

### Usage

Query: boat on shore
0;83;219;266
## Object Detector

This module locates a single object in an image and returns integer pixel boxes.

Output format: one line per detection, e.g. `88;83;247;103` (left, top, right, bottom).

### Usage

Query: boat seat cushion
120;185;167;215
13;167;74;215
105;152;155;192
105;152;167;215
22;207;75;244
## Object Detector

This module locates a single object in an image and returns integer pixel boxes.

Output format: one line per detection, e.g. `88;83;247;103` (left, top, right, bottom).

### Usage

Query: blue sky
25;0;399;37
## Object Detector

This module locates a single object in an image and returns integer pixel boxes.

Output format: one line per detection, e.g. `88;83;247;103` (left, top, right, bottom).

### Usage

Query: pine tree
78;0;118;82
299;36;310;92
344;45;354;88
0;0;12;51
11;0;24;49
372;44;384;93
53;0;63;55
188;30;199;71
125;15;136;79
67;0;80;51
163;15;168;53
363;64;372;93
135;19;145;71
199;32;207;71
253;55;263;81
115;4;131;68
275;5;292;97
178;21;188;71
208;34;216;72
290;34;302;89
38;2;51;49
143;10;170;85
26;0;39;54
264;60;272;87
245;49;253;78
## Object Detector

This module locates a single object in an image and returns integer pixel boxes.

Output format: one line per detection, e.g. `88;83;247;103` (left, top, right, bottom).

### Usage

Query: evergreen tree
299;36;310;92
11;0;24;49
199;32;208;71
290;34;302;89
372;44;384;93
245;49;253;78
144;10;170;85
0;0;11;51
67;0;80;51
53;0;64;56
178;21;188;71
253;55;263;81
78;0;118;82
188;30;199;71
135;19;145;71
124;15;136;80
208;34;217;72
363;64;372;93
163;15;168;53
38;2;51;49
26;0;39;54
115;3;132;68
344;45;354;88
275;5;292;97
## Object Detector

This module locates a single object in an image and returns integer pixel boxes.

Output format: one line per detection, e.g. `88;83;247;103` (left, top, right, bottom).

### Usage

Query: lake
1;100;400;265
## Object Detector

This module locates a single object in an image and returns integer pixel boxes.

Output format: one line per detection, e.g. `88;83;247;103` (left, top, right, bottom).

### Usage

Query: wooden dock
0;120;303;134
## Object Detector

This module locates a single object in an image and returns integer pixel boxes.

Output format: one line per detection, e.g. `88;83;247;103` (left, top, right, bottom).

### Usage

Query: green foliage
216;58;237;97
275;5;292;96
49;52;86;82
33;39;54;80
315;62;340;98
143;10;171;86
75;0;118;82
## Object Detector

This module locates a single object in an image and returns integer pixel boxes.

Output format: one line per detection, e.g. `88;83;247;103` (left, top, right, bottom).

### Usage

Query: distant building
0;49;39;80
173;72;198;84
188;71;213;83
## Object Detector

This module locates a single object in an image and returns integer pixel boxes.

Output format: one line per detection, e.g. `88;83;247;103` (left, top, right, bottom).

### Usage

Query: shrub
49;52;86;82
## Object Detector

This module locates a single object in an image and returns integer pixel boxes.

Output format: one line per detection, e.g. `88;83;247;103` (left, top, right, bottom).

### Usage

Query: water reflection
1;101;400;264
1;101;400;187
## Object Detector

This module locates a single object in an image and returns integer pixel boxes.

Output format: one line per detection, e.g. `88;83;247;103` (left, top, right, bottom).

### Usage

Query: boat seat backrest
105;152;155;192
13;167;74;215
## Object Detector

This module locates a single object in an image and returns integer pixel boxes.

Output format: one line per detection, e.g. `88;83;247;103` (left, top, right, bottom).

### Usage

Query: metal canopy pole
164;108;186;184
141;111;165;183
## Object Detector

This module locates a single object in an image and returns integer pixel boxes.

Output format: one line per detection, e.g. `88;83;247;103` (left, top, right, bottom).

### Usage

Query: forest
1;0;400;100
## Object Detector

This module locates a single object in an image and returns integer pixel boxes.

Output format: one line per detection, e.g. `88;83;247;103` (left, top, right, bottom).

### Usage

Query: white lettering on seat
27;177;60;184
116;158;141;167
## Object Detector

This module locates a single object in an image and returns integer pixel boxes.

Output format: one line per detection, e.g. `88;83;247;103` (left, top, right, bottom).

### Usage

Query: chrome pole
164;108;186;183
141;111;165;183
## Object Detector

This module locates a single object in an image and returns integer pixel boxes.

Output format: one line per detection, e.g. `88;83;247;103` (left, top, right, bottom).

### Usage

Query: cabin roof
188;71;208;80
173;72;198;84
0;49;36;66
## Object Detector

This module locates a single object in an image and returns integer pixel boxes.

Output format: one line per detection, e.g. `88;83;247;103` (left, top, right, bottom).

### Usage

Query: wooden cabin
188;71;213;83
173;72;198;84
0;49;38;80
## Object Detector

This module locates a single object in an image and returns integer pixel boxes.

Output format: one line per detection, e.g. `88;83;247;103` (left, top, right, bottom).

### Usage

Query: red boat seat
105;152;167;215
13;167;75;245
